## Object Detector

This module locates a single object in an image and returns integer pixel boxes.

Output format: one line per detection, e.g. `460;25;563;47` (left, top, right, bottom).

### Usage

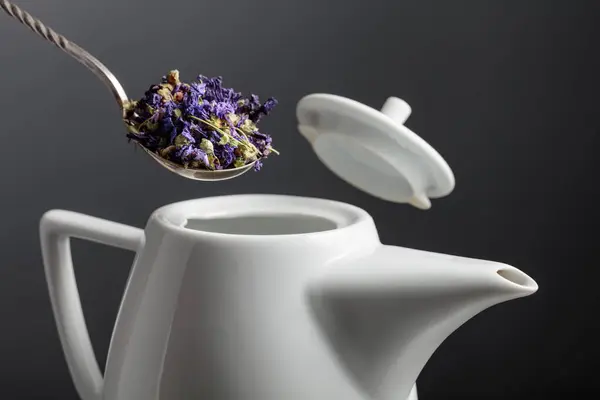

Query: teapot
40;95;538;400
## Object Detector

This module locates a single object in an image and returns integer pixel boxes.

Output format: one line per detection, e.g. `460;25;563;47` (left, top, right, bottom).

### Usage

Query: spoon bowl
140;144;256;181
1;0;260;182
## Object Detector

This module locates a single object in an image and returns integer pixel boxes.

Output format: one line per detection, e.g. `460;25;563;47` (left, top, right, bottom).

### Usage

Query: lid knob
297;94;455;209
380;97;412;126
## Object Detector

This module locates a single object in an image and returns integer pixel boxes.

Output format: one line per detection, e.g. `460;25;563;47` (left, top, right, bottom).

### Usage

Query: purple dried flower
163;101;176;117
263;98;278;114
180;126;196;143
148;93;162;108
214;143;235;168
124;70;279;172
190;82;206;96
213;102;235;119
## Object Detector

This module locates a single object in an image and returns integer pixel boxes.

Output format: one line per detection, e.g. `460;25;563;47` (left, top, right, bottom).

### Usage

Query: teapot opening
496;267;538;290
154;194;373;238
184;213;338;235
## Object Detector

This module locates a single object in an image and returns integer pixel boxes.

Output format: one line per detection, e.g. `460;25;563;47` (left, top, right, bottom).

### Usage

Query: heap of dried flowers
123;70;278;171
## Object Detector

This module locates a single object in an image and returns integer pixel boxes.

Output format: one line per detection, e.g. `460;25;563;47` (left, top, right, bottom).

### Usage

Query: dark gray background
1;0;598;398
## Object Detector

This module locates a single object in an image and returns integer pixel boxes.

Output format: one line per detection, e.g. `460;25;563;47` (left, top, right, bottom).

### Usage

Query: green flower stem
189;115;231;138
189;115;260;155
233;127;262;154
233;127;280;155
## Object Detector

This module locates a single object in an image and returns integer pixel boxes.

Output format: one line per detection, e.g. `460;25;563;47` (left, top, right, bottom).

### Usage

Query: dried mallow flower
123;70;279;172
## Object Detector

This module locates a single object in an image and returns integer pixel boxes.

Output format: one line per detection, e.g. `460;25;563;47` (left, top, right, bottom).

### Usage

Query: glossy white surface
40;210;144;400
297;94;455;209
40;194;537;400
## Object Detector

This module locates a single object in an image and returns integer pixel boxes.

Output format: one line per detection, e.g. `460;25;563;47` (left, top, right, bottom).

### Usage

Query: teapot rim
148;194;376;241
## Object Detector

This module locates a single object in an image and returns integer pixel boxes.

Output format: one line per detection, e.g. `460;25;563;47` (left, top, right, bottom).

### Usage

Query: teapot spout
307;245;537;400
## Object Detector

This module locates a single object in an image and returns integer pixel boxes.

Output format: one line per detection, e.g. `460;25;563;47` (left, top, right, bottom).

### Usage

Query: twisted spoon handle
1;0;129;109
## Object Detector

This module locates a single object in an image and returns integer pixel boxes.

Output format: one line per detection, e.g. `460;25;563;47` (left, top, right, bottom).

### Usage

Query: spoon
0;0;257;181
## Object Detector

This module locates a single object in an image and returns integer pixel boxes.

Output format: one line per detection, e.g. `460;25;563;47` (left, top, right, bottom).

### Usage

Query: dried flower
167;70;180;86
123;70;279;171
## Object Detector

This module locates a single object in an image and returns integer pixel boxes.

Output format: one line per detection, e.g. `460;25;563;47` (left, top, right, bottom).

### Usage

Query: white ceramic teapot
40;95;538;400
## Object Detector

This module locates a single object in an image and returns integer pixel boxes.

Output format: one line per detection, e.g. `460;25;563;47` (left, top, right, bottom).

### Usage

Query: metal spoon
0;0;257;181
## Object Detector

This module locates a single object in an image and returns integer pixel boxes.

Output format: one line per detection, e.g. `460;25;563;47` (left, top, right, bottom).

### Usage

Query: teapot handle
39;210;144;400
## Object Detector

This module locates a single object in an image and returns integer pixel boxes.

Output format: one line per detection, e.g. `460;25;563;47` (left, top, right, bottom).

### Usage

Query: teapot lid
296;94;455;209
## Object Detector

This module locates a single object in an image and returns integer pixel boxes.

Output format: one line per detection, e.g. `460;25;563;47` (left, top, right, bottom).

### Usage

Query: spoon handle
1;0;129;109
